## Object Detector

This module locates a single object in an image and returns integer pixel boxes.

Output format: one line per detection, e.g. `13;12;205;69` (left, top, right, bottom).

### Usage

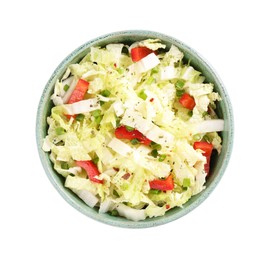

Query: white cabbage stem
194;119;224;134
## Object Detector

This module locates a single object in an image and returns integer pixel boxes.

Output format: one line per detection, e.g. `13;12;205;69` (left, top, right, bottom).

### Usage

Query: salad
43;39;224;221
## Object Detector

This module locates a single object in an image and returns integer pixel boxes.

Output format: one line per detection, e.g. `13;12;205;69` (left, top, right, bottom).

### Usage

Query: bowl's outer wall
36;30;234;228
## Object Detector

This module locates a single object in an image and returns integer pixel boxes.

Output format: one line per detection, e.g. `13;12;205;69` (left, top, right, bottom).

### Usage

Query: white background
1;0;269;259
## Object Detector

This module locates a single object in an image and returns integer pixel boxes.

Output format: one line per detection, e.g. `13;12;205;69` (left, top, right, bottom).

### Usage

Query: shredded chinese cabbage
43;38;223;221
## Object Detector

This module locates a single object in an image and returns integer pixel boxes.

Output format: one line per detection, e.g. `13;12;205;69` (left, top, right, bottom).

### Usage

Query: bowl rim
36;30;234;228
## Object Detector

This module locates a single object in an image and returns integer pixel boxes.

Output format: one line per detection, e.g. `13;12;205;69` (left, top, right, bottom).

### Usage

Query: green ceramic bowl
36;30;233;228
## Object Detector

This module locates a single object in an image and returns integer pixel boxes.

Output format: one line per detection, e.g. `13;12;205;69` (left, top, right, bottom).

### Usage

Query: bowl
36;30;234;228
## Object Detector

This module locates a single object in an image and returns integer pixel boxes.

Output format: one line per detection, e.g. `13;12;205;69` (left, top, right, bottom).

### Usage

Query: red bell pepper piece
67;79;89;104
179;93;196;110
149;174;174;191
76;160;103;184
65;79;89;119
115;126;151;145
130;47;155;62
193;141;213;175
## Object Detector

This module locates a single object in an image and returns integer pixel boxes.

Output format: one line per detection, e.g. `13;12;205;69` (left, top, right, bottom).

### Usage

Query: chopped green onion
182;178;191;188
202;111;208;117
55;127;66;135
130;138;140;145
100;89;111;97
151;149;158;158
117;67;125;74
125;125;134;132
193;134;201;141
92;157;99;165
61;162;69;169
121;183;129;190
158;154;167;162
175;79;185;89
113;190;119;197
95;115;103;124
75;113;85;122
138;90;147;100
116;117;121;128
176;89;185;97
203;134;211;143
149;189;162;194
99;100;105;106
56;140;64;146
187;110;193;117
146;76;154;85
92;109;102;118
63;84;70;91
150;141;162;150
151;67;159;75
110;209;119;216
